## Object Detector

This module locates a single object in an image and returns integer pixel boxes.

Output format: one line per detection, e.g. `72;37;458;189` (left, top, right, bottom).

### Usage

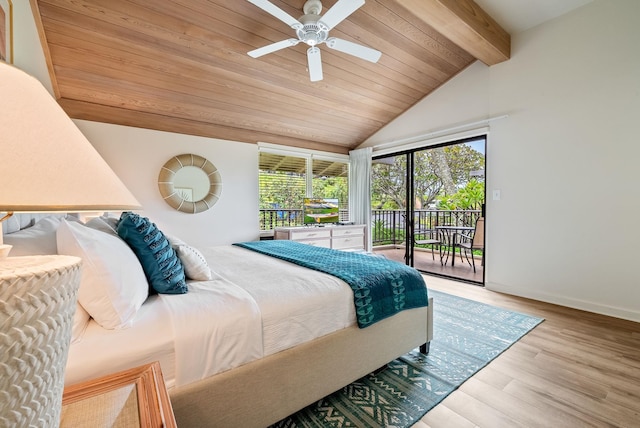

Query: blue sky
465;139;485;155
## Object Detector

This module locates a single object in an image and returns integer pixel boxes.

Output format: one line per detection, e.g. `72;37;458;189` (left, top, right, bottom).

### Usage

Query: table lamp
0;61;141;426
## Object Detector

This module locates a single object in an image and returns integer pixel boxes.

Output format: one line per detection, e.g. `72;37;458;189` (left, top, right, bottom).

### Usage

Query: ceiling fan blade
325;37;381;63
248;39;300;58
307;47;323;82
246;0;303;29
319;0;365;31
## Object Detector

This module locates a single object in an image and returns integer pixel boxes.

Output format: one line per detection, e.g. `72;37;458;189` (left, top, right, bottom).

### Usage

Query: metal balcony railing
259;209;303;230
260;208;481;246
259;209;350;230
372;209;482;246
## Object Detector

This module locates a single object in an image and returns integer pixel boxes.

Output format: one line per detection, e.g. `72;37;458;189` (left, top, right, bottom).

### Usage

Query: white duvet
65;245;356;389
160;271;263;387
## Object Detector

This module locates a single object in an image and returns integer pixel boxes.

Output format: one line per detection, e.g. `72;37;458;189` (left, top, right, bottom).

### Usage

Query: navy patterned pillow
116;212;187;294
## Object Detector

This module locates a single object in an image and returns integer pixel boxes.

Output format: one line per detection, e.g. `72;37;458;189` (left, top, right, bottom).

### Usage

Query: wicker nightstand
0;255;82;427
60;362;176;428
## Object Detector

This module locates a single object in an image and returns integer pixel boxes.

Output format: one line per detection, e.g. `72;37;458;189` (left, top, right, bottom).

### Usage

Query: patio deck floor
373;246;484;284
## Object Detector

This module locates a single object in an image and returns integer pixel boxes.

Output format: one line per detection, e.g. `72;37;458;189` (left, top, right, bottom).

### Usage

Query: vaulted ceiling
31;0;510;154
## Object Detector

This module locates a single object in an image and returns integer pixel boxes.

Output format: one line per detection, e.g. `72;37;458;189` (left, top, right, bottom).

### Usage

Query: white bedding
65;245;356;389
64;295;177;388
202;245;356;356
160;272;262;387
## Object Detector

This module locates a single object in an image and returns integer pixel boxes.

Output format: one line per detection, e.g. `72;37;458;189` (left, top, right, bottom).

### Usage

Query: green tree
372;143;484;209
312;176;348;206
372;156;406;209
259;172;349;210
437;179;485;210
259;172;305;210
444;144;485;185
414;150;445;209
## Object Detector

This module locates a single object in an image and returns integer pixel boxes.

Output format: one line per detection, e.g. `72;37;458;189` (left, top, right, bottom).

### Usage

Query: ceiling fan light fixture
296;18;328;46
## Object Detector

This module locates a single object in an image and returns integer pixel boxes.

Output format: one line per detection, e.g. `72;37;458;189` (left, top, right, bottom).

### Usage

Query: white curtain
348;147;372;251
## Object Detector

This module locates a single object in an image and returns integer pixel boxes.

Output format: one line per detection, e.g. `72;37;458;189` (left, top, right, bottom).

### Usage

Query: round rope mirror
158;154;222;213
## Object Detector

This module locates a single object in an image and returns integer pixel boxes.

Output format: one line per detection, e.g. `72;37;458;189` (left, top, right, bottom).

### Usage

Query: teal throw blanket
234;240;428;328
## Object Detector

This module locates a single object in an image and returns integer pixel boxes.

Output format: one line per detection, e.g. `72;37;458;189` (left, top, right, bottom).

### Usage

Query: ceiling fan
246;0;382;82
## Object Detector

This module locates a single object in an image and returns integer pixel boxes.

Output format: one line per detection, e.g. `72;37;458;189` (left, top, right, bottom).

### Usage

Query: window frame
258;143;350;230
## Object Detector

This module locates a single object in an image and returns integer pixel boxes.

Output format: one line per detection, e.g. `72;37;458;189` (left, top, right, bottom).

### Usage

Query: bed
2;213;433;428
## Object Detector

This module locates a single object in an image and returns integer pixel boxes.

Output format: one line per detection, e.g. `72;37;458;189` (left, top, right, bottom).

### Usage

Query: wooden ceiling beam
389;0;510;66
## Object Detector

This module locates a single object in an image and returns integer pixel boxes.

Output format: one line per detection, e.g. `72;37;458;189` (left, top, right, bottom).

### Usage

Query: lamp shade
0;61;140;212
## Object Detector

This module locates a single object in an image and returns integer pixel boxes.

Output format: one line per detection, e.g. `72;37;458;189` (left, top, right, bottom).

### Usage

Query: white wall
364;0;640;322
12;1;259;248
75;121;259;247
11;0;53;93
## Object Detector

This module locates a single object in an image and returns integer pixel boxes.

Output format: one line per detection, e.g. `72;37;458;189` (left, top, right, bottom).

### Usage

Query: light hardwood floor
414;276;640;428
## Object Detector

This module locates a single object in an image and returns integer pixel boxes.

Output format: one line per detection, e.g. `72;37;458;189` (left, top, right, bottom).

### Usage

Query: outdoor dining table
435;225;475;266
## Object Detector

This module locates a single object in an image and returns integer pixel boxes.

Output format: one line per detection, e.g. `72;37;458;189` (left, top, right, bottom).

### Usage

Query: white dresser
274;225;366;251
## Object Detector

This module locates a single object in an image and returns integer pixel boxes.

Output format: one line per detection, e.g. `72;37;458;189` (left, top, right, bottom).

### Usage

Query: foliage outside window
259;150;349;230
259;152;306;230
372;142;485;211
371;140;485;247
312;159;349;222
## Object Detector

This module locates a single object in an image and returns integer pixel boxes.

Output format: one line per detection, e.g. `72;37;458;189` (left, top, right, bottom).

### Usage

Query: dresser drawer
332;235;365;250
305;238;332;248
289;229;331;240
332;226;364;238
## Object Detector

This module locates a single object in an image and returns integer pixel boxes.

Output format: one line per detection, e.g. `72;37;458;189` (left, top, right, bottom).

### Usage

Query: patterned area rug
271;289;544;428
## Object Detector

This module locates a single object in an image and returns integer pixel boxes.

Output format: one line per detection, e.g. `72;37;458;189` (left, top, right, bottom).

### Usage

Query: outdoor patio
373;246;484;284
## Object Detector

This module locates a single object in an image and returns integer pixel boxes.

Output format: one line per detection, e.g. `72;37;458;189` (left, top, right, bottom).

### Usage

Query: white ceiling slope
475;0;594;33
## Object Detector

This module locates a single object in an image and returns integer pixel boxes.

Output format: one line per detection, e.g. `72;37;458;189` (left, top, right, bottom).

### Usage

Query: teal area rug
271;289;544;428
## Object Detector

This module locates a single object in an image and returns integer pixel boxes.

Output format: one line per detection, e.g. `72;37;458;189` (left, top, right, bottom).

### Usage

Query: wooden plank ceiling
31;0;509;154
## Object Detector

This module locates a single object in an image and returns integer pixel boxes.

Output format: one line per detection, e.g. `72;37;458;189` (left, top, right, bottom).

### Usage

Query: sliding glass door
371;152;413;264
372;137;486;284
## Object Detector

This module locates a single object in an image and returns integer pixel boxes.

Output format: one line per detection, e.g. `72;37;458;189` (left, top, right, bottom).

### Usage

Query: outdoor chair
455;217;484;272
414;229;443;264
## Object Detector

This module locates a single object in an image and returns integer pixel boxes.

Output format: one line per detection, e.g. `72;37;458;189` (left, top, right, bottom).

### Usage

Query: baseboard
485;281;640;323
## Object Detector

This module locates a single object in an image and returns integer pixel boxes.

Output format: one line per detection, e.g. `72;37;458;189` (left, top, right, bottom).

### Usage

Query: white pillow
166;234;212;281
57;219;149;329
4;216;63;256
85;215;119;236
71;303;90;343
2;214;34;235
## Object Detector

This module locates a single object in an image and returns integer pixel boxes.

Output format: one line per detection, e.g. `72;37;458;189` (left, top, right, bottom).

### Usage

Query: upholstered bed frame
2;213;434;427
170;303;433;427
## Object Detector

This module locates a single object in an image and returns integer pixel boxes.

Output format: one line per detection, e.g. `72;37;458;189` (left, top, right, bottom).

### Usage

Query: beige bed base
170;299;433;428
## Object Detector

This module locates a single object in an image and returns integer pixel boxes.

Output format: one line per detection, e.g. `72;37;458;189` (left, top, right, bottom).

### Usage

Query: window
312;158;349;222
259;145;349;230
259;152;306;230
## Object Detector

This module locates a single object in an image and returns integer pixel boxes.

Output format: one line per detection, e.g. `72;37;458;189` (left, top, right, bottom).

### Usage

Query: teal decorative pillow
116;212;187;294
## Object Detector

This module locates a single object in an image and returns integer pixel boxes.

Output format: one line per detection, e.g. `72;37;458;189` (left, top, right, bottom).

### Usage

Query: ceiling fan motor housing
297;14;329;46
